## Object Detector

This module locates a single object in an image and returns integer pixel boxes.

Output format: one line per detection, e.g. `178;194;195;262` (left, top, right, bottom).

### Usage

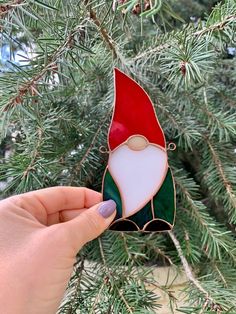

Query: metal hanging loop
167;142;177;151
99;146;109;154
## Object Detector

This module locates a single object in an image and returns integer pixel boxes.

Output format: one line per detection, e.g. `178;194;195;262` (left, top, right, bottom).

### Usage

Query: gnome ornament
102;68;176;232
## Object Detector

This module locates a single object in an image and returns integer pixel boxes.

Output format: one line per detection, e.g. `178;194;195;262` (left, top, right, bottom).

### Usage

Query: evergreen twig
169;231;209;297
2;24;87;112
22;127;43;178
0;0;24;20
168;231;220;311
66;257;85;314
84;0;117;58
206;139;236;214
194;14;236;36
98;238;134;314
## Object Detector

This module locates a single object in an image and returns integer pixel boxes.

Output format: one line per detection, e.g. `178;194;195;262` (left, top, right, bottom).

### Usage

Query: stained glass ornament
102;68;176;232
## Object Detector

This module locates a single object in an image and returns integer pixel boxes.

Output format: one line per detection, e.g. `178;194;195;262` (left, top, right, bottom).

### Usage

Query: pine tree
0;0;236;313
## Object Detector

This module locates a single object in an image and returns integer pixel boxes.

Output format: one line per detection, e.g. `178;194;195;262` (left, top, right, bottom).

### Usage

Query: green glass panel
130;201;153;229
152;168;175;225
103;168;153;228
102;167;176;230
102;168;122;219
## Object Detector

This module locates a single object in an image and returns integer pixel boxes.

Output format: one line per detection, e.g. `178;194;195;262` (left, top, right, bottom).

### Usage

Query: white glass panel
108;145;167;217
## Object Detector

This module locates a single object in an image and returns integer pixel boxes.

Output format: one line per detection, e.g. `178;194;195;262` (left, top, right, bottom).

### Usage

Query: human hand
0;187;116;314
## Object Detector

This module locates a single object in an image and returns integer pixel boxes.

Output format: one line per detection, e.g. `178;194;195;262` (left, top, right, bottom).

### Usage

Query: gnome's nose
127;136;148;151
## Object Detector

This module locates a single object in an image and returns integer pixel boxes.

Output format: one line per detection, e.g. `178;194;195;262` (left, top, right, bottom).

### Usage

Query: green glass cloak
102;167;176;232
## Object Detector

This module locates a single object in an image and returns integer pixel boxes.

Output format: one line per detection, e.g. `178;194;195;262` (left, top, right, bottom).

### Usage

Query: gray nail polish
98;200;116;218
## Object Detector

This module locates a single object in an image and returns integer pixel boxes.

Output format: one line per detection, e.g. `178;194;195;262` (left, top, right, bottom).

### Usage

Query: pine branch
168;231;220;311
206;140;234;197
84;0;117;58
65;257;85;314
206;139;236;221
2;24;86;112
75;109;111;172
98;238;134;314
185;92;236;141
174;169;234;260
140;233;174;265
212;263;228;288
217;91;236;110
154;101;201;149
202;255;236;289
0;0;24;20
169;231;209;296
155;102;181;131
22;127;43;178
72;107;112;183
88;279;106;314
133;43;170;61
194;14;236;37
120;232;132;261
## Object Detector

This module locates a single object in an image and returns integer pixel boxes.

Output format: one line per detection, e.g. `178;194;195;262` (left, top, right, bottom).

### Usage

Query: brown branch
3;2;117;111
3;26;84;112
133;43;170;61
133;14;236;61
2;2;117;111
0;0;24;20
169;231;208;296
88;279;106;314
120;232;132;261
194;14;236;37
84;1;117;58
142;233;174;265
213;264;227;288
168;231;221;312
90;10;117;58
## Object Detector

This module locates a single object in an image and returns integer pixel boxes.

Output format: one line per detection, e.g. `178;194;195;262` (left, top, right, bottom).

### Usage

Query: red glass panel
108;68;165;151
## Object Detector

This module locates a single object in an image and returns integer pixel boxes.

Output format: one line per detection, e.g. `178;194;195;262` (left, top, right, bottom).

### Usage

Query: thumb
63;200;116;250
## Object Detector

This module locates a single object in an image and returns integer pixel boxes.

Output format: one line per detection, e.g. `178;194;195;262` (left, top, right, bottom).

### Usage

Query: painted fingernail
98;200;116;218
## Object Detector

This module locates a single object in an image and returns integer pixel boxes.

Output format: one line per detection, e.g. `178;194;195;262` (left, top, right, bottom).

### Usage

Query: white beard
108;144;168;218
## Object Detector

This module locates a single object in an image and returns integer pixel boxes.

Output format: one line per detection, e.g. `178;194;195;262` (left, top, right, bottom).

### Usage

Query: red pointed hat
108;68;166;151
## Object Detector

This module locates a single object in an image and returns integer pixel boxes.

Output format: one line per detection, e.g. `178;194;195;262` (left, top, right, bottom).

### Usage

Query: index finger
4;187;102;225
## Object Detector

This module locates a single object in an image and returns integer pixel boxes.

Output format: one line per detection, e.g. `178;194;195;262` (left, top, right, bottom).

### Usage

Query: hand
0;187;116;314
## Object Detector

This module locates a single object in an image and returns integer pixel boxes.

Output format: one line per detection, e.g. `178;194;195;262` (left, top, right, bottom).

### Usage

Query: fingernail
98;200;116;218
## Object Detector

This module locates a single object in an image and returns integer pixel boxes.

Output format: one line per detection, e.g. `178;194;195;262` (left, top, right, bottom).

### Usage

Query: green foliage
1;0;236;313
160;32;215;89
